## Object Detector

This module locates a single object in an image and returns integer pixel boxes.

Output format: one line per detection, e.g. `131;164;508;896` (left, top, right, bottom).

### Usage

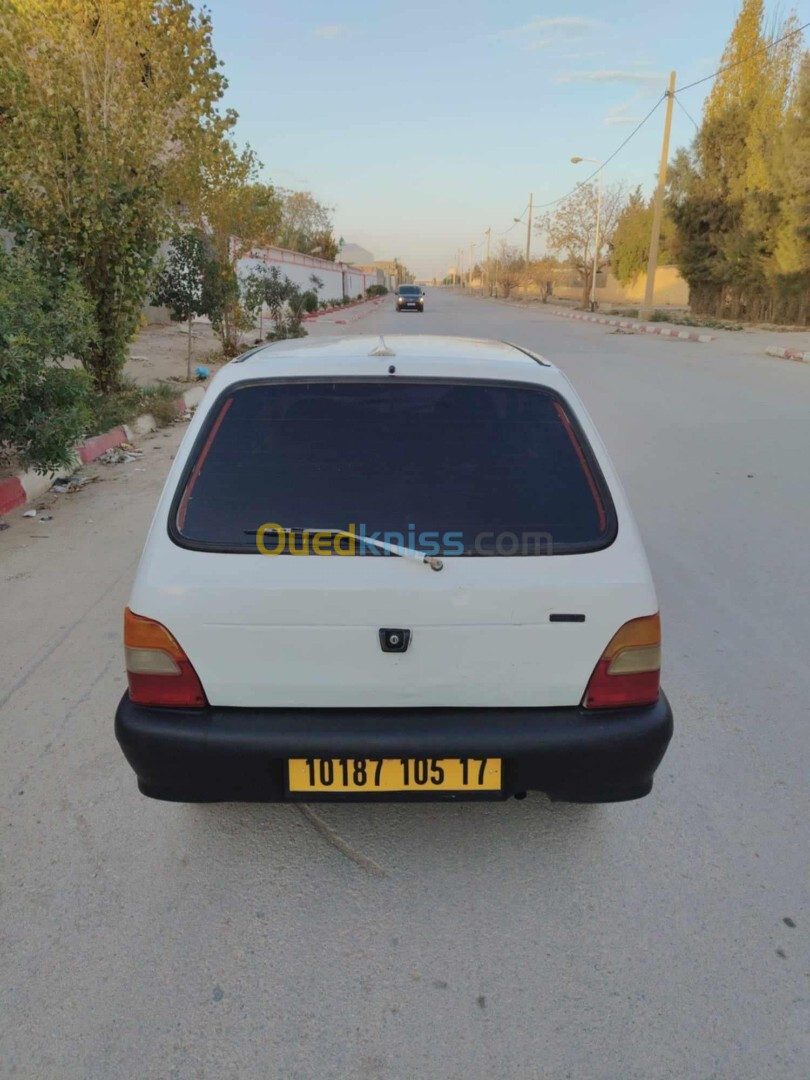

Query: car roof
231;334;552;369
223;335;556;387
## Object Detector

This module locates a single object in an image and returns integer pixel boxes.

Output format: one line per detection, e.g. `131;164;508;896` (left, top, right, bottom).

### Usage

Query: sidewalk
549;307;715;343
479;294;810;365
546;303;810;363
0;385;206;518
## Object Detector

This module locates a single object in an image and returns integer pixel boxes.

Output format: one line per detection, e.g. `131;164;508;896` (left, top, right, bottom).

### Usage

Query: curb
550;308;716;343
0;384;206;518
303;296;386;322
765;345;810;363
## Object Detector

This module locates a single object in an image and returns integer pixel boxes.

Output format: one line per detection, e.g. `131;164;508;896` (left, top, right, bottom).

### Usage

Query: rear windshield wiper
244;526;444;572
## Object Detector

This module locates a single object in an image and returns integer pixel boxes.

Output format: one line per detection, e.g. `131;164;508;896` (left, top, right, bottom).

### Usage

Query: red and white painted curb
550;308;716;343
0;384;206;518
765;345;810;364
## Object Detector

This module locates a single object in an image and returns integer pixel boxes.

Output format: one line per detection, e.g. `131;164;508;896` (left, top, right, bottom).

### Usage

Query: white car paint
128;335;659;708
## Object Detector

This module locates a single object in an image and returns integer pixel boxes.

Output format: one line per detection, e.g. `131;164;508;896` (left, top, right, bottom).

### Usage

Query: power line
553;93;666;198
675;20;809;94
487;17;808;251
673;93;699;131
496;93;665;236
497;204;529;235
464;19;809;268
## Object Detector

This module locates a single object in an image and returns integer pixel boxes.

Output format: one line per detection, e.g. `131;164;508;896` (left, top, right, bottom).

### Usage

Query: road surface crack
296;804;388;878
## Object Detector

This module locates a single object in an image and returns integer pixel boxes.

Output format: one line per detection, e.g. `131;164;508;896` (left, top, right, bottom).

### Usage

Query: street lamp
571;156;602;311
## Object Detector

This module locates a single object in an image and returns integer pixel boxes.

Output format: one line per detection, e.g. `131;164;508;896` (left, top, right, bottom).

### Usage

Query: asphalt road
2;291;808;1079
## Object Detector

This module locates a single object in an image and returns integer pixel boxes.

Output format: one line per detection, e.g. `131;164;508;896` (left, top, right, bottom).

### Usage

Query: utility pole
590;170;602;311
640;71;676;320
524;192;533;298
485;227;491;296
525;193;533;265
469;241;474;291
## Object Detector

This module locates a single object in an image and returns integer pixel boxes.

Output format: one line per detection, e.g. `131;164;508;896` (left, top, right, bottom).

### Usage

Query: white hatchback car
116;335;672;803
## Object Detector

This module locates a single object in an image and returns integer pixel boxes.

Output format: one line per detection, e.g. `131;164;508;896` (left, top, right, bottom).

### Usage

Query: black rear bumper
115;693;673;804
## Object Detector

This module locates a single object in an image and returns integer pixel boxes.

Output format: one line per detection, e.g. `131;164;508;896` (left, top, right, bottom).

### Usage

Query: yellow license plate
288;757;502;794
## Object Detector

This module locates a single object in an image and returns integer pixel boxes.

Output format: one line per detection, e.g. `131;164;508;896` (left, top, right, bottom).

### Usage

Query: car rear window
172;380;615;555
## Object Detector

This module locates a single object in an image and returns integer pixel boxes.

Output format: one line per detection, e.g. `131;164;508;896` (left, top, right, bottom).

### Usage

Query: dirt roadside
125;318;223;386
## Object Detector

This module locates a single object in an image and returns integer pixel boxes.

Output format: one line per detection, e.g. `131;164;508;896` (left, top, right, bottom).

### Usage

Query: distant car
116;334;672;804
396;285;424;312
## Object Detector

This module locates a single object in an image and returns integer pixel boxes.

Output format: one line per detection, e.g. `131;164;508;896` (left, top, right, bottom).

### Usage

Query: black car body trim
116;692;673;804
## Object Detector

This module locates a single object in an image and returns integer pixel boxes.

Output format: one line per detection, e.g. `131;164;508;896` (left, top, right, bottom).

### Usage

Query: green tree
309;230;340;261
770;52;810;322
668;3;807;322
0;0;234;391
244;266;310;341
666;149;725;313
151;231;211;378
190;144;282;354
611;186;675;286
0;248;94;472
199;256;250;356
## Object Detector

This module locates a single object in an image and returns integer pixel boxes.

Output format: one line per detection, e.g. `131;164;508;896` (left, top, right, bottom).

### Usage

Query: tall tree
0;0;234;391
276;191;337;256
190;143;282;354
771;52;810;322
539;182;627;307
668;2;807;321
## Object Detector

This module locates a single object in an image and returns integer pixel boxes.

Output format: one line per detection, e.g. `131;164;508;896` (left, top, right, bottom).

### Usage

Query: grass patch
87;380;180;435
604;306;744;331
648;310;743;331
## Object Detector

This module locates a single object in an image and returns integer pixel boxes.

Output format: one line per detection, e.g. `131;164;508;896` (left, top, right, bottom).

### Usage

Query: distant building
375;260;412;288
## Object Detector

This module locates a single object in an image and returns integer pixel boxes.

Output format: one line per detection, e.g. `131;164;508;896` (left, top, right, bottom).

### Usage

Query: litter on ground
51;474;95;494
97;444;143;465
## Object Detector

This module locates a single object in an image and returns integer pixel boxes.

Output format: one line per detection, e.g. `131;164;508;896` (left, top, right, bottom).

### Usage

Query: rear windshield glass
172;380;614;555
398;286;421;295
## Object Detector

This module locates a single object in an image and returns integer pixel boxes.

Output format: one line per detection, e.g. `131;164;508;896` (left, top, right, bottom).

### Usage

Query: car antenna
368;336;396;357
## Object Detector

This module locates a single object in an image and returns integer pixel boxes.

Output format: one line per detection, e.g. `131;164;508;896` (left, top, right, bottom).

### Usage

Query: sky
204;1;808;279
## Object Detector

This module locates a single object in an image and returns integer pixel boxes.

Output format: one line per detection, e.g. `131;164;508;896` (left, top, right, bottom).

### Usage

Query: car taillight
583;614;661;710
124;607;207;707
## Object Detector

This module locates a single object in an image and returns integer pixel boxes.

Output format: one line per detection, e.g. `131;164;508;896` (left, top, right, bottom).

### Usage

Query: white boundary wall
238;245;374;302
